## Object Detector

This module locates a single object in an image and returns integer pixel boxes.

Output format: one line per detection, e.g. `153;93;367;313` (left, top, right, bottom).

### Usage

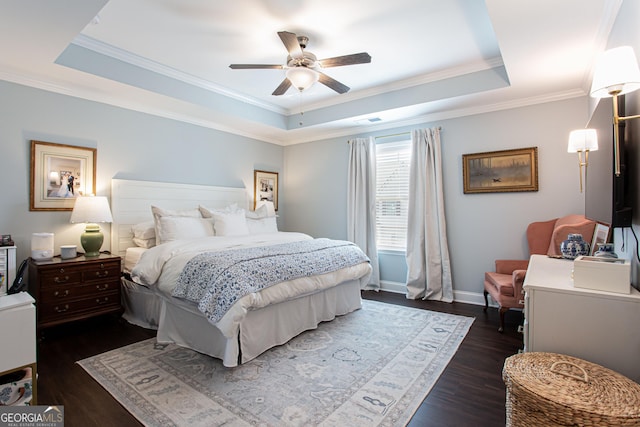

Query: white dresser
0;245;16;295
0;291;37;405
523;254;640;383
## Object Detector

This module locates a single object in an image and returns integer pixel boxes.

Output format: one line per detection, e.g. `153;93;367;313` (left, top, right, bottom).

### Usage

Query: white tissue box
573;256;631;294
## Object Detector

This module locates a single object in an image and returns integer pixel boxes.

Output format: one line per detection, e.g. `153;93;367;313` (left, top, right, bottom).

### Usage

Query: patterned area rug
78;300;473;426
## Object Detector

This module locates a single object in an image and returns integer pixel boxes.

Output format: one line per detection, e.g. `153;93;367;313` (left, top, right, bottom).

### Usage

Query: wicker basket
503;352;640;426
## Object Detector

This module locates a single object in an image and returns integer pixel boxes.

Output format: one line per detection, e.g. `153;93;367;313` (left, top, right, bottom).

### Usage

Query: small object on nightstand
1;235;14;246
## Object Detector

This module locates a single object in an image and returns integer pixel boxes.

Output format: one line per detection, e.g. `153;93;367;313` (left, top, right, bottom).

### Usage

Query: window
375;138;411;251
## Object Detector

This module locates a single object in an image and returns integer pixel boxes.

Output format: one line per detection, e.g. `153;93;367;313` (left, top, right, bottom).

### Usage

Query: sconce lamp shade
70;196;113;257
590;46;640;98
286;67;319;91
567;129;598;153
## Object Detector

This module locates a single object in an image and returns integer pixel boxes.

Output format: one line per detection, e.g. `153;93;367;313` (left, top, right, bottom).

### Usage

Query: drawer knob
95;271;109;278
53;290;70;297
96;297;109;305
54;304;69;313
96;284;110;291
54;275;70;283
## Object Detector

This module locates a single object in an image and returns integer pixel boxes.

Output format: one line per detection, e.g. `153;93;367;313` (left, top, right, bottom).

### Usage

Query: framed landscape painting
462;147;538;194
30;140;96;211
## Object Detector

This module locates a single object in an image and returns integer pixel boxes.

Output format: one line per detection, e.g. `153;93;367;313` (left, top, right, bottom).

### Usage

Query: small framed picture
590;222;611;255
254;170;278;211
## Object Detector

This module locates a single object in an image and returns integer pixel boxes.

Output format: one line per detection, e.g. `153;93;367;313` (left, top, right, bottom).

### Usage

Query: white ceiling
0;0;621;145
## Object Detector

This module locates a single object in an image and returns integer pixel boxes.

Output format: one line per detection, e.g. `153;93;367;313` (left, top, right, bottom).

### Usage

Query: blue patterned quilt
172;238;369;323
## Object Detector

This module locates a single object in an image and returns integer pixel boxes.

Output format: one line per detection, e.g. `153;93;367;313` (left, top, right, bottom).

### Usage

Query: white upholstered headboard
111;179;249;258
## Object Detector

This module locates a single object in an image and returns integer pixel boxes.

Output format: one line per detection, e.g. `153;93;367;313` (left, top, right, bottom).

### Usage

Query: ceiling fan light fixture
286;67;319;92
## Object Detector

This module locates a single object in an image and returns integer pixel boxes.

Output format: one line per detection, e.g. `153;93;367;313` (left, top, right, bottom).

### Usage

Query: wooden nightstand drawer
29;253;123;330
39;291;120;323
81;263;120;283
38;268;82;286
39;280;119;304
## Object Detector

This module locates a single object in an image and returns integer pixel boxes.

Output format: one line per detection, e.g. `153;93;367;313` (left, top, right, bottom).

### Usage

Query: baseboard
378;281;495;307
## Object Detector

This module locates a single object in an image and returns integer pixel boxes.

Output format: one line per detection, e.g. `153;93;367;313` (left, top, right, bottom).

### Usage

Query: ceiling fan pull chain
298;90;304;126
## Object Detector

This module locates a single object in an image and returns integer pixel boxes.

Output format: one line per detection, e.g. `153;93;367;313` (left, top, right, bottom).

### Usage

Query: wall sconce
567;129;598;193
590;46;640;176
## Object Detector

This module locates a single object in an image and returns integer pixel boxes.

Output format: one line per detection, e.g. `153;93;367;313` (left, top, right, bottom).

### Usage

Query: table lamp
70;196;113;257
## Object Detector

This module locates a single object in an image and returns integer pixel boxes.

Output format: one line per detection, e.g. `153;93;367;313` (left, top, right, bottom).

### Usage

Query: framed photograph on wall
30;140;96;211
590;222;611;255
462;147;538;194
254;170;278;211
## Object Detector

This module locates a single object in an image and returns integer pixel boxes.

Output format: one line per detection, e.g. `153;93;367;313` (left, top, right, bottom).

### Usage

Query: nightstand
28;253;122;330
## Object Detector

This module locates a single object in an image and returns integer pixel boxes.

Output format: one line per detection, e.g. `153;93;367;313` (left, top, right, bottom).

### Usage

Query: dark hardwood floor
35;291;523;427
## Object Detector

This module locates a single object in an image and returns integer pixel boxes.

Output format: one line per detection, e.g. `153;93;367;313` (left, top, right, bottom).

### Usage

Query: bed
111;179;372;367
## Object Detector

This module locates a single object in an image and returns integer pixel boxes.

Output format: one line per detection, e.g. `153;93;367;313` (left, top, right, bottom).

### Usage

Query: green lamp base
80;224;104;257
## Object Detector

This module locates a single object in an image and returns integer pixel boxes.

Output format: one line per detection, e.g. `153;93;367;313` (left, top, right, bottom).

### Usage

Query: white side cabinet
0;245;16;295
0;292;37;405
523;254;640;383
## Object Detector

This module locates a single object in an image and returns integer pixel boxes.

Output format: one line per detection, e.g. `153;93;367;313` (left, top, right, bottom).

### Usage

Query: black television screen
585;94;633;228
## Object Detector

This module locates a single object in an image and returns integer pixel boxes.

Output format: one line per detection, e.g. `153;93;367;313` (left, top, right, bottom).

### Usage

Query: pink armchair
483;214;596;332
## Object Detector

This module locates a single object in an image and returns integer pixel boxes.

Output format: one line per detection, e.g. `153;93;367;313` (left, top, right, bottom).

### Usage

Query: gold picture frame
30;140;96;211
462;147;538;194
254;170;278;211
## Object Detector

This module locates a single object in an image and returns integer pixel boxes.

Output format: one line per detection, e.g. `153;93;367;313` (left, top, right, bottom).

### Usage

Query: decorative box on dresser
28;253;122;330
522;254;640;383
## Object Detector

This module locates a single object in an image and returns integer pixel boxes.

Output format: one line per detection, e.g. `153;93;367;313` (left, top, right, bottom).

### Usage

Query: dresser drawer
80;263;120;283
39;280;120;304
38;291;120;323
38;268;82;287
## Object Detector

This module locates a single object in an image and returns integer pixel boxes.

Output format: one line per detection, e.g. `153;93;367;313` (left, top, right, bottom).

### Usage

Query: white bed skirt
121;277;161;330
157;279;363;367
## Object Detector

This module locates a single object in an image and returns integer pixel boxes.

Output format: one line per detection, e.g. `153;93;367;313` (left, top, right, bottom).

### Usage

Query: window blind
375;139;411;250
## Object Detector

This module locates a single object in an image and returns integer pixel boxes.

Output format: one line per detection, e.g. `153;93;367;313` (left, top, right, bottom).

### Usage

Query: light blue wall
0;81;283;263
284;98;591;302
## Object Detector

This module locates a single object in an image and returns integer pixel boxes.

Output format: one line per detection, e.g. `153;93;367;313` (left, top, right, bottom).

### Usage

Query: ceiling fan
229;31;371;96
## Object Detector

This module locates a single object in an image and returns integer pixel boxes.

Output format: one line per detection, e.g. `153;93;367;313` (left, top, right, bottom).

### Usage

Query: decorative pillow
199;203;239;218
212;209;250;236
245;204;269;219
132;237;156;248
156;216;214;243
246;217;278;234
151;206;203;244
131;221;156;240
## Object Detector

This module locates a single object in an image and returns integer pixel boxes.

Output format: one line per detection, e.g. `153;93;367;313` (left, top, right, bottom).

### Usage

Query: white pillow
245;204;269;219
246;217;278;234
131;221;156;239
151;206;203;244
132;237;156;248
199;203;239;218
157;216;214;243
212;209;250;236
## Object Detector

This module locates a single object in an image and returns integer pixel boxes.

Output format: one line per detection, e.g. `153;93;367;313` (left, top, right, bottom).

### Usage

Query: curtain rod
347;127;442;143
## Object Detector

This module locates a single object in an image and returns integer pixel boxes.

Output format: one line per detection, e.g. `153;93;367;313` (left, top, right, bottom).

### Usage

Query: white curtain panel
347;137;380;290
406;128;453;301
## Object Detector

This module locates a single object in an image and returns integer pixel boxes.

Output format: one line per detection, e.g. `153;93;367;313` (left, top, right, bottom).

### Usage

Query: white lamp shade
286;67;319;91
70;196;113;223
568;129;598;153
590;46;640;98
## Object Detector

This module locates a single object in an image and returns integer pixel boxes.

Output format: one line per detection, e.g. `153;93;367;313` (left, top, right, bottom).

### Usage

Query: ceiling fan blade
229;64;284;69
318;52;371;68
278;31;303;59
272;78;292;96
318;72;350;94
